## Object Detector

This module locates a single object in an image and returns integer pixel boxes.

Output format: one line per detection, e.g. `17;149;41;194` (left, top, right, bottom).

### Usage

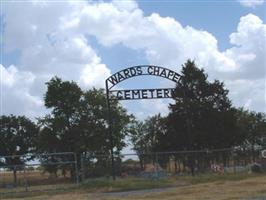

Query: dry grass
115;176;266;200
0;170;71;186
2;174;266;200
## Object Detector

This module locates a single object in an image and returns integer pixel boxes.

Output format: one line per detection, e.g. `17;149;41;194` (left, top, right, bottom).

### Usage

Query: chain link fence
80;148;266;181
0;152;78;198
1;148;265;197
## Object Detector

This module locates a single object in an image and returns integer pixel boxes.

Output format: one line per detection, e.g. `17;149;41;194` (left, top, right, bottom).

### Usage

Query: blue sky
0;0;265;120
140;1;265;50
97;0;265;68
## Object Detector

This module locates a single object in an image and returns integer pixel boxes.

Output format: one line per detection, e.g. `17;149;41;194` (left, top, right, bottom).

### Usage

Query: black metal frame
105;65;180;180
109;88;176;100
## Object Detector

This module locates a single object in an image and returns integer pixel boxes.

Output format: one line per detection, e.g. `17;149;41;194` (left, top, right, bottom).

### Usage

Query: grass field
1;173;266;200
0;170;71;186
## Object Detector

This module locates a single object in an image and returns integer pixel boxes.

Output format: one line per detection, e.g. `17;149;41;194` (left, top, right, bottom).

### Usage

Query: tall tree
235;108;266;161
79;88;132;154
130;114;166;153
130;120;147;170
130;115;166;169
0;115;38;185
167;60;238;150
38;77;132;177
166;60;239;175
38;77;83;154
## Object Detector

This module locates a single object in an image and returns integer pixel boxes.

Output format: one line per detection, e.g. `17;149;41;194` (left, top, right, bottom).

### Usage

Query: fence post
155;152;159;179
233;151;236;174
80;153;85;183
74;153;79;184
23;167;28;192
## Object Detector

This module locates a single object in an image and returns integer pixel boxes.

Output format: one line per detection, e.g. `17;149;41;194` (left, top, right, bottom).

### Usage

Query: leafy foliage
0;115;38;184
130;114;166;154
129;60;266;176
165;60;239;151
37;77;132;176
0;115;38;157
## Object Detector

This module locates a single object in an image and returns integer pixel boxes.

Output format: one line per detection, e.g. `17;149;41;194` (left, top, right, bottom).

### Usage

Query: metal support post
106;84;116;180
74;153;79;184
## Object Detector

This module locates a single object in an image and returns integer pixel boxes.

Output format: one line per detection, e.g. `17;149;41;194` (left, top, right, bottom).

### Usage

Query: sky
0;0;266;122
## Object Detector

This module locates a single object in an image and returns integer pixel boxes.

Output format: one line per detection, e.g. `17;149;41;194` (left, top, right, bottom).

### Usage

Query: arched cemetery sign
105;65;181;180
105;65;181;100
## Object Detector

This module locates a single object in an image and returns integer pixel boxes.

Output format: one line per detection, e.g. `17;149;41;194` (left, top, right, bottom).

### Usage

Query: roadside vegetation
2;173;266;200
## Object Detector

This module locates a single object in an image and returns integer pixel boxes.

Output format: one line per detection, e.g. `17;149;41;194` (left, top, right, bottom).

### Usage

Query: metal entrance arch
105;65;181;180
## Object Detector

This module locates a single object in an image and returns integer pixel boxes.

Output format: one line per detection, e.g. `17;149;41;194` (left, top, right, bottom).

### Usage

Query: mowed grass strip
81;177;176;192
177;172;263;184
111;175;266;200
2;173;266;200
0;177;175;199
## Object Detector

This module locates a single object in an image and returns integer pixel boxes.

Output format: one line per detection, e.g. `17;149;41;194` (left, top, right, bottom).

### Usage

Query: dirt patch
98;187;176;198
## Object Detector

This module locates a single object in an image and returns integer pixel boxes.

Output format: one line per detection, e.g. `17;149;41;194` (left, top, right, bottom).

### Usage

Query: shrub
251;163;262;173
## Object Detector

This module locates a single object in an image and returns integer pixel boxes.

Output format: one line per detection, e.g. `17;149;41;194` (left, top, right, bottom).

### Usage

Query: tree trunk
182;159;186;173
178;159;181;173
13;167;17;186
252;141;255;162
174;157;177;174
188;156;195;176
190;161;195;176
70;168;75;181
139;156;144;170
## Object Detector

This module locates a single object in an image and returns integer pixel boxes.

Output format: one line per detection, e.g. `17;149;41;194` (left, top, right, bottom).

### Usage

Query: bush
251;163;262;173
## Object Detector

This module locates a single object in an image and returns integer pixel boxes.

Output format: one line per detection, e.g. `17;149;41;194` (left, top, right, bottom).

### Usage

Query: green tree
130;114;166;169
130;120;150;170
0;115;38;185
130;121;148;155
166;60;239;175
235;108;266;161
80;88;132;154
130;115;166;153
256;113;266;149
37;77;83;177
38;77;132;177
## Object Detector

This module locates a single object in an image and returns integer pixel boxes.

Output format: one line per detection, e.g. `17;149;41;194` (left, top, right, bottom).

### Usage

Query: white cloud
226;79;265;112
1;64;45;118
69;2;264;112
72;3;265;81
1;0;265;119
2;1;112;118
238;0;265;8
222;14;266;79
1;65;17;87
120;98;173;120
79;63;111;88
